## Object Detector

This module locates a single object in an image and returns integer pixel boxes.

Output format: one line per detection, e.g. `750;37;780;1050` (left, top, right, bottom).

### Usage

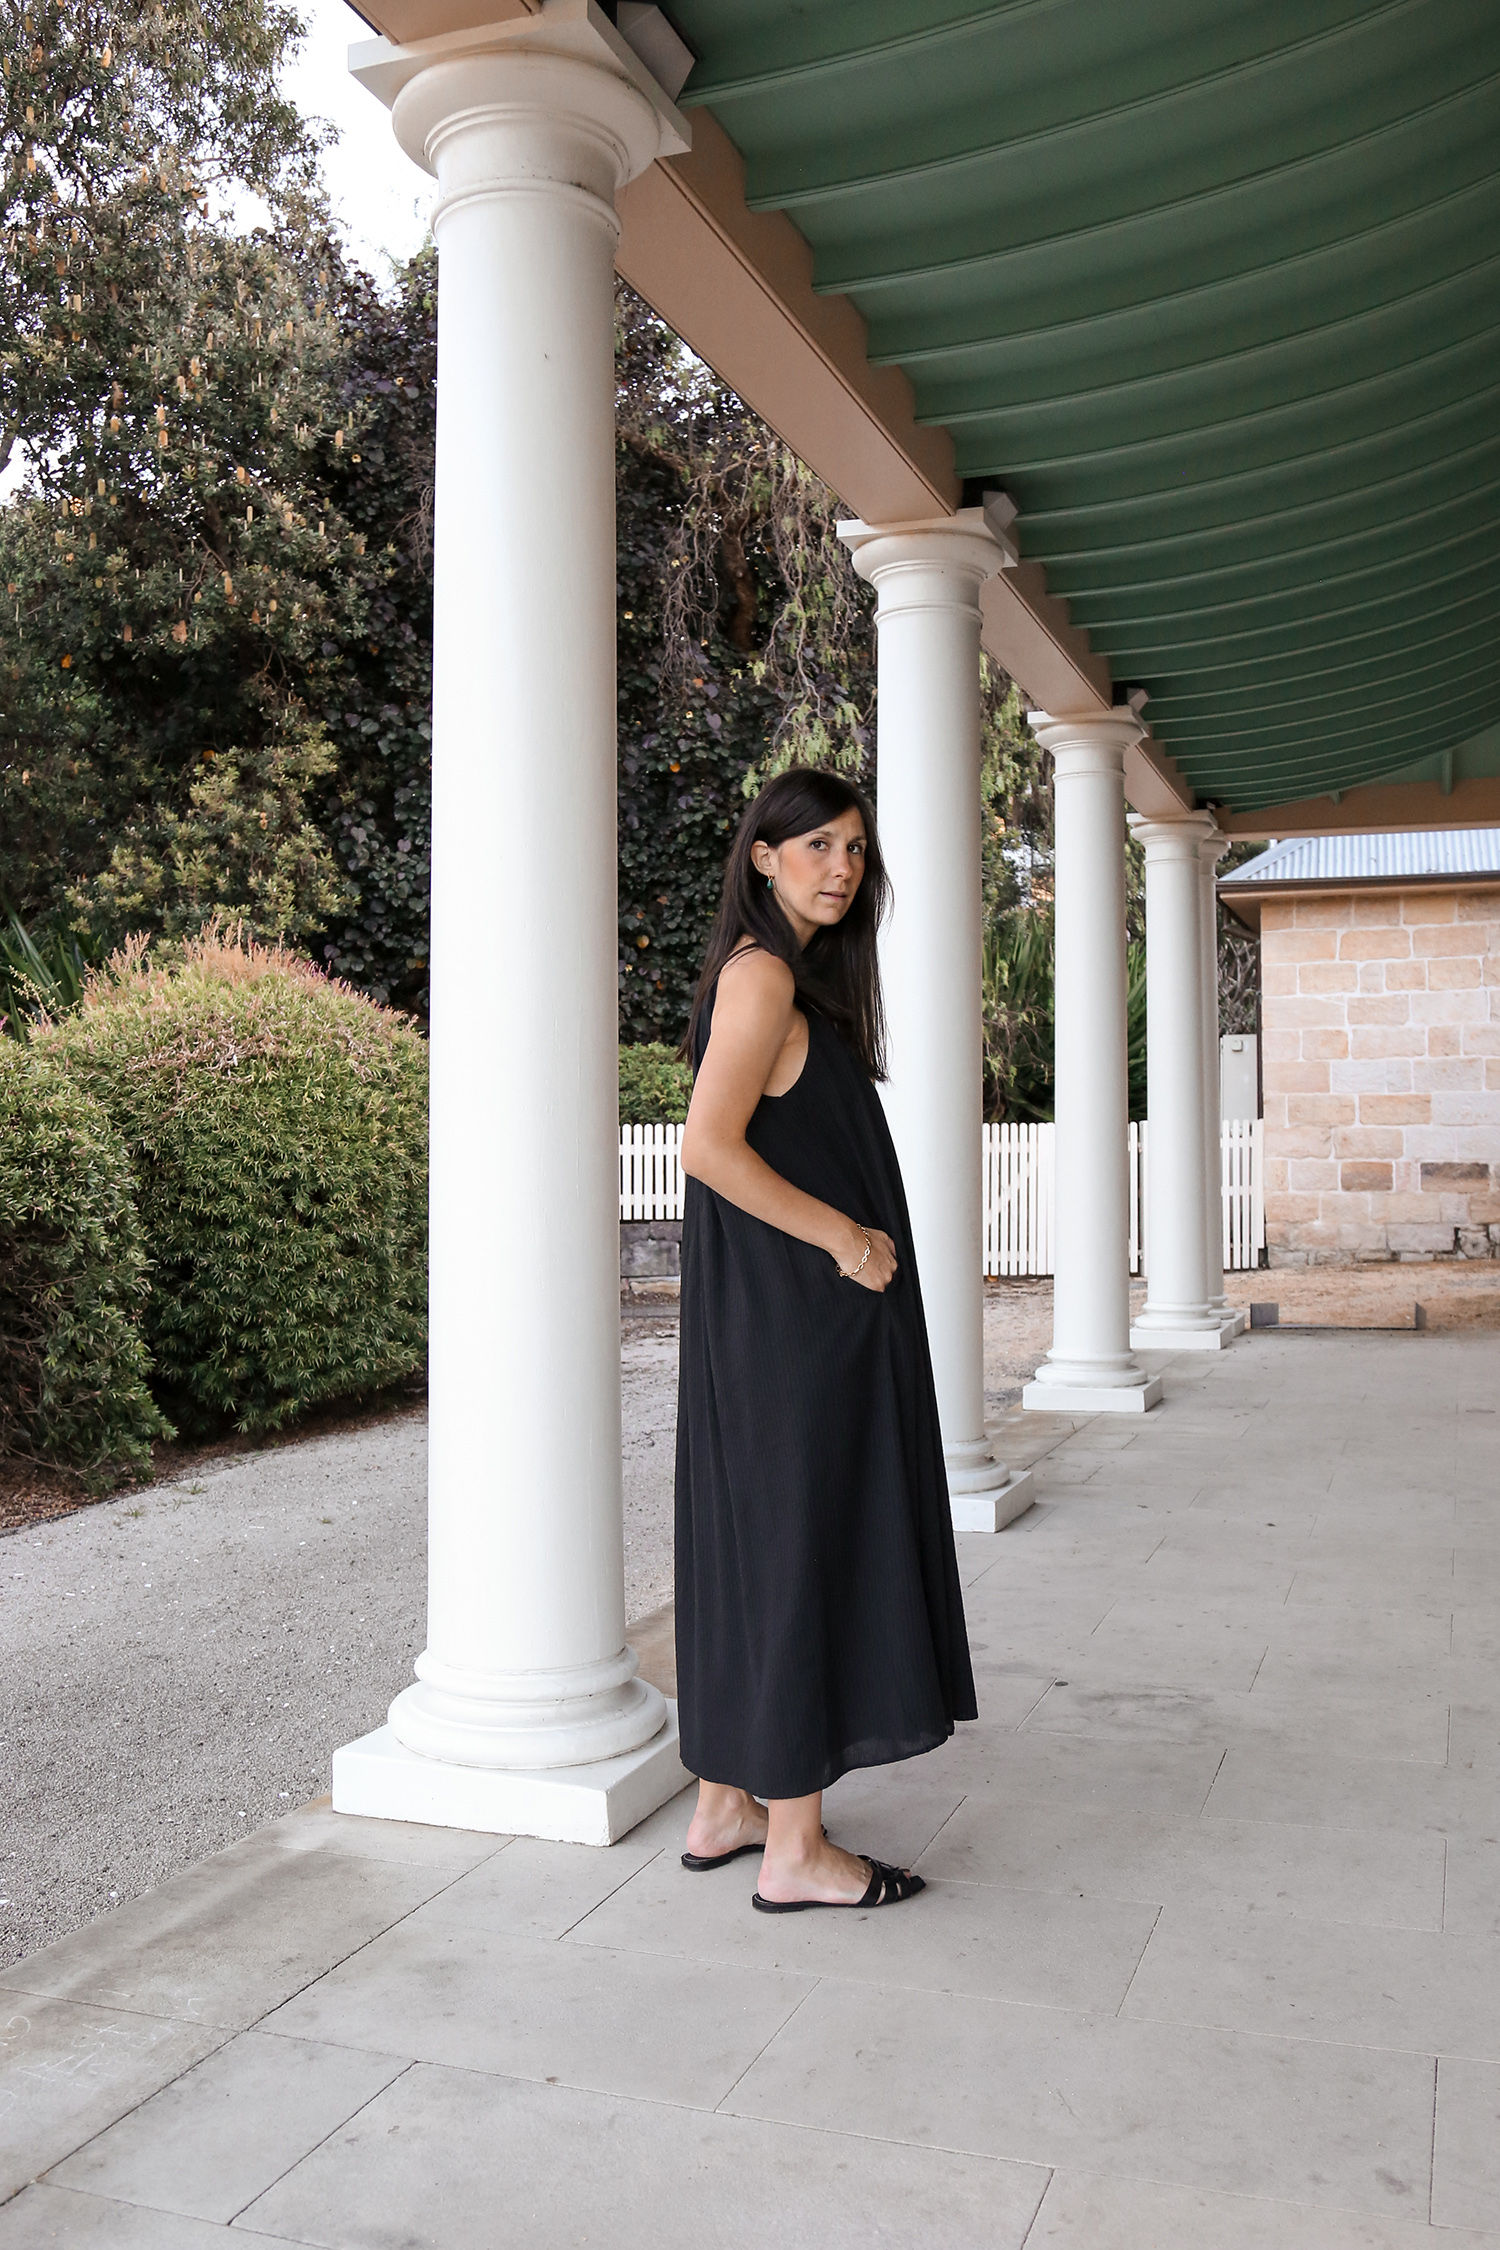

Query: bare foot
685;1789;768;1860
756;1835;902;1906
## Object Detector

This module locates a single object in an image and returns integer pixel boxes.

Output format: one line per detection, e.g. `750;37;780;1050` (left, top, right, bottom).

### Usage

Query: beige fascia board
1218;774;1500;839
615;111;959;525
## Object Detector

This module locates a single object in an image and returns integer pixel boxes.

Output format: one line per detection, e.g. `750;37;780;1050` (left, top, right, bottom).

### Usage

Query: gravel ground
7;1265;1482;1971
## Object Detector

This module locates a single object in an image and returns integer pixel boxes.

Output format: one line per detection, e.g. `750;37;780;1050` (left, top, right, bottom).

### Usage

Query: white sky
280;0;434;275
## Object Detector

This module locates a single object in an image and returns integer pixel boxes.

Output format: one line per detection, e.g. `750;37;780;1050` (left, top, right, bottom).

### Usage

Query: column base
1130;1318;1229;1351
332;1702;691;1847
1221;1306;1249;1337
1023;1375;1164;1415
949;1467;1035;1533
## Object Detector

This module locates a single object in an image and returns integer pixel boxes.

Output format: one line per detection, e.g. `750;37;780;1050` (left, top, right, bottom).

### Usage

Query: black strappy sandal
751;1857;925;1912
682;1824;824;1873
681;1841;764;1871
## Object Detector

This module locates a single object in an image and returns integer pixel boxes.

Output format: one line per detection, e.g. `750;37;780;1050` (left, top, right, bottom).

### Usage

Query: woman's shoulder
717;940;796;1003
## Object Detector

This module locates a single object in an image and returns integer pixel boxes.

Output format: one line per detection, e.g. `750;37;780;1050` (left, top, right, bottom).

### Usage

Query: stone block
1458;1227;1494;1256
1462;1022;1500;1055
1271;1062;1333;1094
1359;1094;1431;1125
1432;1091;1500;1126
1357;960;1386;992
1428;1025;1461;1058
1340;1162;1393;1193
1286;1094;1355;1127
1270;996;1346;1029
1262;1157;1289;1193
1334;1126;1404;1159
1266;1126;1337;1159
1412;923;1479;957
1293;898;1354;927
1411;986;1485;1024
1385;958;1428;990
620;1221;682;1279
1332;1059;1410;1094
1455;890;1499;919
1351;894;1404;925
1299;1028;1350;1060
1412;1056;1484;1091
1428;955;1483;990
1405;1124;1497;1161
1263;1192;1323;1225
1403;891;1458;922
1387;1224;1458;1254
1339;926;1410;959
1298;961;1359;994
1349;1026;1424;1060
1263;1027;1299;1063
1288;1159;1340;1192
1263;927;1336;962
1261;963;1297;997
1345;996;1408;1027
1419;1160;1488;1189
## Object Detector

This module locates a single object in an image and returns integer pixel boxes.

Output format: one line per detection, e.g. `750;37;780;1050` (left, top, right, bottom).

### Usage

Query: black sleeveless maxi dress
673;983;978;1799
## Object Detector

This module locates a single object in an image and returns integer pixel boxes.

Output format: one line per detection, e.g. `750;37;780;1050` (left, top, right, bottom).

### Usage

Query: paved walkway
2;1329;1497;2247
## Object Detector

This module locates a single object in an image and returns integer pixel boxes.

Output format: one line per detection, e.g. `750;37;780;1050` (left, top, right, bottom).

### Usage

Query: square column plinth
333;1707;691;1848
950;1467;1036;1533
1129;1319;1230;1351
1022;1375;1165;1414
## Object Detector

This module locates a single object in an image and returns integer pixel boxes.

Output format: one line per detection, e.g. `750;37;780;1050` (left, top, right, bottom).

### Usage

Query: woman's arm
680;950;896;1292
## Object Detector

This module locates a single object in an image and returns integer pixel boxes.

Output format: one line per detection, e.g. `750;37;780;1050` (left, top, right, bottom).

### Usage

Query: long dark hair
685;768;890;1078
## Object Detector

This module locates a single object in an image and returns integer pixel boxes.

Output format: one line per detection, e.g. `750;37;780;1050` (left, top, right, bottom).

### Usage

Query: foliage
619;1040;692;1125
0;1039;169;1485
982;906;1146;1122
36;923;428;1436
0;1;438;1008
0;904;94;1035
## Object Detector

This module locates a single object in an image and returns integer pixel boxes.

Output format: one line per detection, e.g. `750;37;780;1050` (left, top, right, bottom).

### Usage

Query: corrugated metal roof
1221;831;1500;888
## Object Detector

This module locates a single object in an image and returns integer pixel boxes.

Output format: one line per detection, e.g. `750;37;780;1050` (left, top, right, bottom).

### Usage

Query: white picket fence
620;1117;1265;1273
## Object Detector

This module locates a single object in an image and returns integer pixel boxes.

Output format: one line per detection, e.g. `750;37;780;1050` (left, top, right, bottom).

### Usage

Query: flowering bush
38;926;427;1436
0;1044;169;1488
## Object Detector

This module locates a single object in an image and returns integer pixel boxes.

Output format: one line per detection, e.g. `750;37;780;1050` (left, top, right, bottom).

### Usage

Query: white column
1129;814;1228;1351
1199;828;1247;1337
839;514;1033;1532
333;13;691;1843
1023;713;1163;1413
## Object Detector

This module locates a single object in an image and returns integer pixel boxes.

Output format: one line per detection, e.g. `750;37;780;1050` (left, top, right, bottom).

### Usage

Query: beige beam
1219;774;1500;839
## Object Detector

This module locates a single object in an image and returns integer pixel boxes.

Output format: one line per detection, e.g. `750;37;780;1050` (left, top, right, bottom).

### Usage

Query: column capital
837;508;1006;606
1128;807;1221;859
1026;707;1146;768
353;0;689;207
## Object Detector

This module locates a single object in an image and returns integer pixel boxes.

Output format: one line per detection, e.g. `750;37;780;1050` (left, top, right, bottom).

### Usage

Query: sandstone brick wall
1261;885;1500;1266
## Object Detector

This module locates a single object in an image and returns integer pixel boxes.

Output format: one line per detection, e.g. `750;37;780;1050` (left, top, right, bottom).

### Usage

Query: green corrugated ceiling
666;0;1500;812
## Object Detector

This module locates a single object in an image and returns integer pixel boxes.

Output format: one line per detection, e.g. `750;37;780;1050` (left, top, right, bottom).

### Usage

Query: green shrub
38;926;428;1438
0;1044;171;1488
619;1041;692;1124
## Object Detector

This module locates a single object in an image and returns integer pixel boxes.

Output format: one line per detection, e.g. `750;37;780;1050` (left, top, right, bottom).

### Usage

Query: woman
674;767;977;1912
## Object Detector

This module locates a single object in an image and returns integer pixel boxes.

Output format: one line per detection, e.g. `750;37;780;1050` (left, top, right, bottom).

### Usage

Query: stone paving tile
402;1830;666;1944
1028;2170;1500;2247
0;1993;221;2204
911;1722;1227;1815
1023;1679;1452;1765
1123;1901;1500;2060
258;1914;813;2109
1443;1838;1500;1941
918;1800;1446;1930
725;1977;1438;2217
0;2184;247;2247
237;2062;1051;2250
1206;1746;1500;1840
564;1853;1158;2014
0;1834;448;2032
1433;2057;1500;2231
260;1802;509;1875
47;2030;405;2222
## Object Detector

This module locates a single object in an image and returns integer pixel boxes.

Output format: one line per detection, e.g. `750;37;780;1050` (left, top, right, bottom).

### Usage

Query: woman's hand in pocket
836;1223;898;1292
